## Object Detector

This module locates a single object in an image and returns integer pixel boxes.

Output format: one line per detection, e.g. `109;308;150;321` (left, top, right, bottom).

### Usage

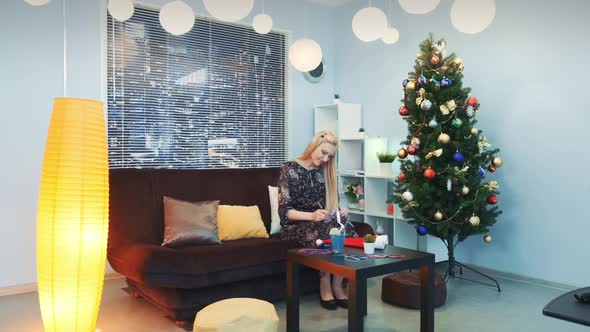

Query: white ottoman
193;298;279;332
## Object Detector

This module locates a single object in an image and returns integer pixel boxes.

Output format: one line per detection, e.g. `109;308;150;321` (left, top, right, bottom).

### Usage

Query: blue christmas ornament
417;225;428;236
402;79;409;87
477;166;486;176
441;77;452;88
418;75;427;85
453;152;465;164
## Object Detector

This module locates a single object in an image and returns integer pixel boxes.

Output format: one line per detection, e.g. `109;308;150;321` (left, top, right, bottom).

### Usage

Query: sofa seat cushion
109;237;297;288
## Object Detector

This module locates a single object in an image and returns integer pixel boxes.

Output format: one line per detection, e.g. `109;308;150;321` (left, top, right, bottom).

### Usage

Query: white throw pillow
268;186;281;235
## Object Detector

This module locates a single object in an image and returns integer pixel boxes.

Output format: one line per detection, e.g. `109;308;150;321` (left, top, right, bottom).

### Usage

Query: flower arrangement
363;234;376;243
344;182;364;203
377;151;396;163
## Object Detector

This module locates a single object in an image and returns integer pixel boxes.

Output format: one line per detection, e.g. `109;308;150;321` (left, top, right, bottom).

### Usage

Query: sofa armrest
352;221;374;237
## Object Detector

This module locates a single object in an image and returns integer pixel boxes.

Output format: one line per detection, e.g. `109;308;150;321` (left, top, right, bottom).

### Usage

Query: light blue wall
333;0;590;287
0;0;333;288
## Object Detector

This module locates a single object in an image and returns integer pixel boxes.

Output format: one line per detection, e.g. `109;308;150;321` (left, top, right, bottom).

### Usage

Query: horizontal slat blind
107;6;289;169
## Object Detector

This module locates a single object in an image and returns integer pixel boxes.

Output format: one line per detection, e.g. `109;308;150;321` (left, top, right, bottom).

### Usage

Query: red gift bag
322;237;365;248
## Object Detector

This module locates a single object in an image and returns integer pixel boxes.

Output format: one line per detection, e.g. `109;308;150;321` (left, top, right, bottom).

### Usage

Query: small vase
363;242;375;255
358;199;365;210
380;163;392;177
348;202;359;210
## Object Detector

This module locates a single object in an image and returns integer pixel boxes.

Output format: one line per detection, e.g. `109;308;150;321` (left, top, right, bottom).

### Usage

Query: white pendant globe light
24;0;50;5
352;7;388;42
381;27;400;44
253;14;273;34
159;0;195;36
398;0;440;14
108;0;134;22
451;0;496;34
203;0;254;22
289;38;323;72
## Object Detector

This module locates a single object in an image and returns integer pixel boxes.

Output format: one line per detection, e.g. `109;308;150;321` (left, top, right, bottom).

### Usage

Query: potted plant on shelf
363;234;376;255
377;152;396;177
344;182;364;210
357;127;366;139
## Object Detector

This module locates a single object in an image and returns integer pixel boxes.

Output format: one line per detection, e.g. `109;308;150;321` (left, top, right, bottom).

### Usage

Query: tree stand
437;236;501;292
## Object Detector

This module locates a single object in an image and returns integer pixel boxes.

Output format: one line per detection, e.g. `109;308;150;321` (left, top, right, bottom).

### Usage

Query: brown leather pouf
381;271;447;309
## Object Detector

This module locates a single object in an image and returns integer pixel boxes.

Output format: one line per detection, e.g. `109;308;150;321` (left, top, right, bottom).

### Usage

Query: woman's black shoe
319;297;338;310
335;298;349;309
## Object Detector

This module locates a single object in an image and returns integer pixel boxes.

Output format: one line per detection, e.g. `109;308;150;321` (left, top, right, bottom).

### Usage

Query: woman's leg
332;275;348;300
320;272;334;300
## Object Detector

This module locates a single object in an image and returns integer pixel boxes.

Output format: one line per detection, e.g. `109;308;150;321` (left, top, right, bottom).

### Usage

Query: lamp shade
107;0;135;22
203;0;254;22
381;27;400;44
398;0;440;14
253;13;273;34
352;7;388;42
25;0;50;6
451;0;496;34
37;98;109;332
160;0;195;36
289;38;323;72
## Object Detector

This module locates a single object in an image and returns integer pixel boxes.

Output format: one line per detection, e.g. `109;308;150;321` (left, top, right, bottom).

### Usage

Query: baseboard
0;272;124;297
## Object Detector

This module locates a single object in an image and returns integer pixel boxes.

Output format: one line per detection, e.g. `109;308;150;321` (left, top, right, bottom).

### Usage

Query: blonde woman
278;130;358;310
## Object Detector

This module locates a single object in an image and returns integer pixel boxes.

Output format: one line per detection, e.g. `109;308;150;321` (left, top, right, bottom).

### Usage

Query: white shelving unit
314;103;423;250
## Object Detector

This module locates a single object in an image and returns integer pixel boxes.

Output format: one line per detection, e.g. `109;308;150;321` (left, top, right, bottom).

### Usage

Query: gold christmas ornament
468;215;480;226
416;52;423;59
397;148;408;159
433;210;443;221
461;185;470;195
405;80;416;91
483;234;493;243
492;157;503;168
470;127;478;135
453;57;463;65
437;133;450;144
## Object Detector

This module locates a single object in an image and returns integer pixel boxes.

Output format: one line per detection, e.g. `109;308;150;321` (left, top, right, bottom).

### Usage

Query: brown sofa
107;167;373;325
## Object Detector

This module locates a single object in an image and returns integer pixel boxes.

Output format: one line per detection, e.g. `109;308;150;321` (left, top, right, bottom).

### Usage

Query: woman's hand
311;209;329;221
339;208;349;219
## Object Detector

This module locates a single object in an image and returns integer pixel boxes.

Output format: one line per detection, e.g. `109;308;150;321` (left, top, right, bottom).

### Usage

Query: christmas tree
393;34;503;289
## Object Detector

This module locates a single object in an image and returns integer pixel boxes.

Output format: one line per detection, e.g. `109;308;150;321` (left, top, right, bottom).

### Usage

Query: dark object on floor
319;297;338;310
335;298;349;308
543;286;590;327
381;271;447;309
575;291;590;304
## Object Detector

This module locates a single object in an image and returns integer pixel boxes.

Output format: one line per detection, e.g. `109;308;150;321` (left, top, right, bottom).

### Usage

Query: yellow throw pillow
217;205;269;241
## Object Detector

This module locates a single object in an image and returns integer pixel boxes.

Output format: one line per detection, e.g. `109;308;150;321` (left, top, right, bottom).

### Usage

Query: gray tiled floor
0;270;587;332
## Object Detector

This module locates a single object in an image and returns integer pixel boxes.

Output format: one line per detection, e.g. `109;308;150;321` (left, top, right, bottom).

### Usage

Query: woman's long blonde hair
297;130;338;211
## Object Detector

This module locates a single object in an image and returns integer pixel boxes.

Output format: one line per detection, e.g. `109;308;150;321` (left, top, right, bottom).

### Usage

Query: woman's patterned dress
278;161;357;248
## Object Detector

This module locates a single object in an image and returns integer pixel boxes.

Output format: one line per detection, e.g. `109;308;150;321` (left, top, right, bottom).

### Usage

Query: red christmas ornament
399;106;409;116
398;173;406;181
487;194;498;205
430;55;440;64
488;165;496;173
423;168;436;180
467;97;479;107
407;146;417;155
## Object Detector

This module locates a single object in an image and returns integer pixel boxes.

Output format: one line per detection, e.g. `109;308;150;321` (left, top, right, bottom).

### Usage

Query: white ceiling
304;0;355;7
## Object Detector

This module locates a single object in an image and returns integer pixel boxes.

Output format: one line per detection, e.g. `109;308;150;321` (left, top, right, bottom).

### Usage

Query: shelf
364;210;412;221
364;173;395;180
340;137;365;141
338;173;364;178
348;209;365;215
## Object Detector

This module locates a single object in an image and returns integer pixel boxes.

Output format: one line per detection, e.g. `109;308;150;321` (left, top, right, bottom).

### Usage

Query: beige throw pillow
162;197;221;247
217;205;269;241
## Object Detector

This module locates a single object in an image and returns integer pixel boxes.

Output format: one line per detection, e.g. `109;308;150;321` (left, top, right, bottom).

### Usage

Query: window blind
107;6;289;169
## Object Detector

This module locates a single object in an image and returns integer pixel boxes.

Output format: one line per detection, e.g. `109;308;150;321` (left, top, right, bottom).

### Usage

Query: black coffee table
543;287;590;326
286;245;435;332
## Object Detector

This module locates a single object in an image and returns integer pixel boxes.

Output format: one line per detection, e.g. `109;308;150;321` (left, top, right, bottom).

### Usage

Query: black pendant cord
436;236;502;292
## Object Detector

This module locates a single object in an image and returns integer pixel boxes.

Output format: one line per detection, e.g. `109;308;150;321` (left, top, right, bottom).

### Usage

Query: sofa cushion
217;205;269;241
162;197;221;247
109;237;296;288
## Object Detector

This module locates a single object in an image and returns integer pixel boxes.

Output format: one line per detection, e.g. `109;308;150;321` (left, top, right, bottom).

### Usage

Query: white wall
333;0;590;287
0;0;335;288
